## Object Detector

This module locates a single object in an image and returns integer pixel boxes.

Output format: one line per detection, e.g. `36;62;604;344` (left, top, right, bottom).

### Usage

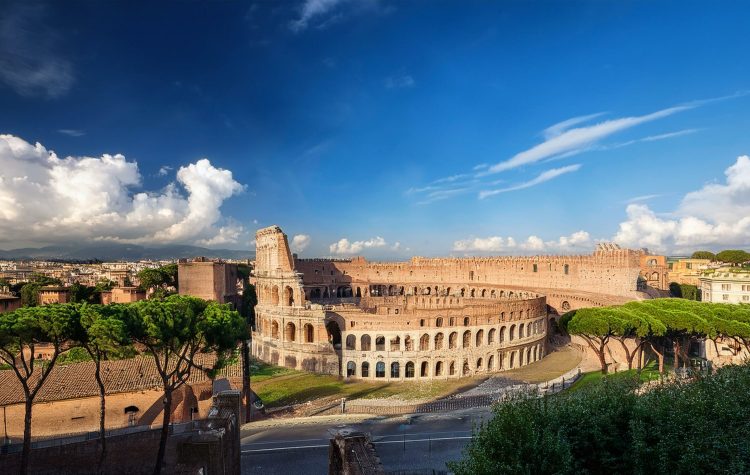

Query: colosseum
251;225;649;381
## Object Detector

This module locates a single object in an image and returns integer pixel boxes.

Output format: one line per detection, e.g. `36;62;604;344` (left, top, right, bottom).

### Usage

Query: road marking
242;436;474;453
244;437;327;445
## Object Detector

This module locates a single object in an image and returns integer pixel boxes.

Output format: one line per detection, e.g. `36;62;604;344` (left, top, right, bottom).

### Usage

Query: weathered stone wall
178;259;240;308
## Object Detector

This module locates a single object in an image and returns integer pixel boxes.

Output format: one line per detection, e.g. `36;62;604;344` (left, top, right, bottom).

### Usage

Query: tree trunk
597;341;608;374
649;341;664;374
95;358;106;471
242;339;251;423
673;340;681;370
617;338;635;370
21;396;33;475
154;389;172;475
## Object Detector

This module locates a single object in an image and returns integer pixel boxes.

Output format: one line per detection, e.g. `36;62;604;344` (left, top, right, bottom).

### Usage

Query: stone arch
346;361;356;377
448;332;457;349
356;287;361;297
460;288;466;297
434;332;444;350
346;334;356;350
499;326;506;343
462;360;470;375
405;361;415;378
420;361;429;377
303;323;314;343
650;271;659;281
449;361;456;375
488;354;495;370
463;316;470;326
375;336;385;351
420;333;430;351
527;324;532;338
390;336;401;351
375;362;385;378
361;362;370;377
435;317;443;327
488;328;496;344
391;362;400;378
470;289;476;298
326;321;341;347
361;335;371;351
404;335;413;351
509;351;515;369
476;357;483;371
509;324;516;341
519;348;525;366
462;330;471;348
271;320;279;339
271;286;280;306
519;323;525;339
475;329;484;347
310;288;321;299
564;264;569;275
449;317;456;326
283;286;294;307
561;301;571;311
435;361;444;377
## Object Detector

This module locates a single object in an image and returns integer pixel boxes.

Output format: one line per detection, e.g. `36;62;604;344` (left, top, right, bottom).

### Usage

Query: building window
723;294;729;301
533;264;538;273
743;295;749;302
563;264;569;275
375;362;385;378
722;284;731;291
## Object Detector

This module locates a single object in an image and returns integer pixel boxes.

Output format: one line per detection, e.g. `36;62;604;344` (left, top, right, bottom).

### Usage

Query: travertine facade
178;257;241;309
38;286;70;305
251;226;647;380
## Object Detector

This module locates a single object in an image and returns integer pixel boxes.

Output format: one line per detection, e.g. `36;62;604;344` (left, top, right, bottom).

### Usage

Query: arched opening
326;322;342;347
434;333;444;350
488;328;496;344
519;348;525;366
271;286;280;306
283;286;294;307
449;332;457;349
435;317;443;327
420;361;428;377
518;323;524;339
310;288;321;299
404;335;413;351
361;362;370;378
460;288;466;297
509;352;515;369
509;324;516;341
376;362;385;378
449;361;455;375
463;317;470;326
420;333;429;351
435;361;443;376
463;330;471;348
488;355;495;370
390;336;401;351
361;335;371;351
346;334;356;350
303;323;314;343
647;258;657;267
391;362;400;378
405;361;415;378
356;287;362;297
462;360;470;375
481;289;486;298
470;289;476;297
271;321;279;339
375;336;385;351
499;327;506;343
449;317;456;326
124;405;140;426
347;361;356;377
650;271;659;281
561;301;571;311
476;358;483;371
475;329;484;347
527;324;532;338
564;264;569;275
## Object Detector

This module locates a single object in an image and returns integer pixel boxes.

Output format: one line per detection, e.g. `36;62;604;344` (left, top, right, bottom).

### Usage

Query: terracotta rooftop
0;353;242;406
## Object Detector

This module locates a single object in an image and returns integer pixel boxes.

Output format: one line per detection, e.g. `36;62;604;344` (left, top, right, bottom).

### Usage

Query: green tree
125;295;245;474
137;264;178;298
716;249;750;266
691;250;716;260
74;303;129;466
18;274;63;307
0;305;78;474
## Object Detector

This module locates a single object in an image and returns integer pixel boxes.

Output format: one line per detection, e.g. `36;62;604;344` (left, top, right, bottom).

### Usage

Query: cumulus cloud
329;236;387;255
613;155;750;252
0;134;246;247
157;165;173;176
292;234;311;252
0;4;74;98
453;231;591;254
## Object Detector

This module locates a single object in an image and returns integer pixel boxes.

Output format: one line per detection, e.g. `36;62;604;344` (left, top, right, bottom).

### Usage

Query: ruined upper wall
255;226;295;275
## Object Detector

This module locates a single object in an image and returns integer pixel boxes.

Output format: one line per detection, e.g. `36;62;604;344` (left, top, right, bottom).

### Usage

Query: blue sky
1;1;750;257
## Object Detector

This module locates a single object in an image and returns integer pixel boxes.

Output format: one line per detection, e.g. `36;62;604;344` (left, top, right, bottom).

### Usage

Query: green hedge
668;282;701;301
449;363;750;474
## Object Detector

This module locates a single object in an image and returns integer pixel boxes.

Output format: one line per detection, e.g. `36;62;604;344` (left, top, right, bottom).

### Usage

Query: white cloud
479;164;581;199
542;112;607;140
0;134;246;247
453;231;591;254
384;74;415;89
329;236;387;255
57;129;85;137
0;4;74;98
614;155;750;252
625;194;662;204
292;234;311;252
197;224;246;247
290;0;347;32
157;165;173;176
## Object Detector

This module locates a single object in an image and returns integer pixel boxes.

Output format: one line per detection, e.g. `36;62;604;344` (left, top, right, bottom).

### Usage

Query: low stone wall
0;391;242;474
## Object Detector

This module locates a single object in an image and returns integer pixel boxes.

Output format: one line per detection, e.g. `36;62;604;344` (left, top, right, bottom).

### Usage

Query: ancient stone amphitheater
251;226;645;381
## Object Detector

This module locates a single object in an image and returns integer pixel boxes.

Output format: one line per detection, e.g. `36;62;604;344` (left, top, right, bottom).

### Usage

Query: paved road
241;410;491;474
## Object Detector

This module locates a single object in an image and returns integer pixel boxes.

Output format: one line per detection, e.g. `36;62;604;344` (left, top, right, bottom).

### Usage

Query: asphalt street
240;409;492;474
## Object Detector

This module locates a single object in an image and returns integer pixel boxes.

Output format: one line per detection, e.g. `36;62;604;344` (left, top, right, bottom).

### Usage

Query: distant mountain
0;243;254;261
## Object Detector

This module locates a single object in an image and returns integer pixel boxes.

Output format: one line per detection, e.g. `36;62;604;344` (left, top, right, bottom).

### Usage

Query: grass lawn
568;360;663;392
249;359;484;408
